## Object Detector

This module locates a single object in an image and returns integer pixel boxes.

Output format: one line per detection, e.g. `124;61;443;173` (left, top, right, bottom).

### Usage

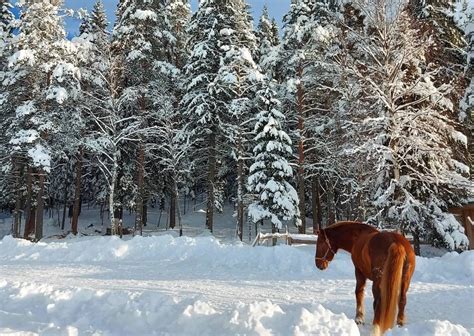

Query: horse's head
315;229;336;270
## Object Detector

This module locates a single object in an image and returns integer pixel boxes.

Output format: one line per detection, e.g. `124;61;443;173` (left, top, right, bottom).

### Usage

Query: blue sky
63;0;290;37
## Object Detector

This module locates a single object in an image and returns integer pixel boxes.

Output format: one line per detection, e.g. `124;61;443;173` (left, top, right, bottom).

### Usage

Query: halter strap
315;233;336;262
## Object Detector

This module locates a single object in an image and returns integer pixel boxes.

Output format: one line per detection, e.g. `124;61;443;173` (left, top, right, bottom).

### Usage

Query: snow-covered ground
0;234;473;336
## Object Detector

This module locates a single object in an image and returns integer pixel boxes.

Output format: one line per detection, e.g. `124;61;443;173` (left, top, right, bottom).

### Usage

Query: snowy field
0;232;473;336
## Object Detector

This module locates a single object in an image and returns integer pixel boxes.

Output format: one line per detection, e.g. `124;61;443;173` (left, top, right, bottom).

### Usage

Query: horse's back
353;230;415;280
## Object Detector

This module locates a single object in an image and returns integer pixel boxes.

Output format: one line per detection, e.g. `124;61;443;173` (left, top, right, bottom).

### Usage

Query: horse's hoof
355;317;365;325
370;325;381;336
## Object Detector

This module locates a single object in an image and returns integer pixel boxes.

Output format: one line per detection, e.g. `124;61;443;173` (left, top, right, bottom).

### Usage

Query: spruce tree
248;82;300;231
3;0;80;240
68;0;110;235
281;0;317;233
214;0;262;240
305;1;358;230
0;0;14;57
0;0;15;227
181;0;230;233
256;6;280;79
112;0;163;233
466;22;474;176
182;0;257;234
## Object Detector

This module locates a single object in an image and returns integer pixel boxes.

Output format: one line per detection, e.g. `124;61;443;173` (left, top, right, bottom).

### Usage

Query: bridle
315;232;337;262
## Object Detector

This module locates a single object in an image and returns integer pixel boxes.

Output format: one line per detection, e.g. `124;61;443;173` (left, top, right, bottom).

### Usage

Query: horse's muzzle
315;258;328;270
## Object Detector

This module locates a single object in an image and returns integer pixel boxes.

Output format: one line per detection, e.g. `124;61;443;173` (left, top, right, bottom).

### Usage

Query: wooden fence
252;228;317;247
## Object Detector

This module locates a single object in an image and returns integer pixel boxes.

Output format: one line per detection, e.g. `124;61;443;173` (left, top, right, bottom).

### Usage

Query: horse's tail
379;243;406;334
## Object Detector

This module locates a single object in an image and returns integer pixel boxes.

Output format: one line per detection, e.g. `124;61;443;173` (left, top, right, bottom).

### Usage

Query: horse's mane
326;221;378;232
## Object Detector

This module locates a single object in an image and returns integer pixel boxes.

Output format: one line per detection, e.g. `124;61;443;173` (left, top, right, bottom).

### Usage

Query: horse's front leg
354;268;366;324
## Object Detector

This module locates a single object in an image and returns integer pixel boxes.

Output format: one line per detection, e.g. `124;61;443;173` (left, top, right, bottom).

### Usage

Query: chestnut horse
315;222;415;336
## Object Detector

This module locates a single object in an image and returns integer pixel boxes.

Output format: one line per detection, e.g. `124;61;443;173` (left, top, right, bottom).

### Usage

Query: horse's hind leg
371;281;382;336
355;268;366;324
397;262;414;326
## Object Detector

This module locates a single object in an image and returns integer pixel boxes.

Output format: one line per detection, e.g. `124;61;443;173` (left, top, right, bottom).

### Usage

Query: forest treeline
0;0;472;252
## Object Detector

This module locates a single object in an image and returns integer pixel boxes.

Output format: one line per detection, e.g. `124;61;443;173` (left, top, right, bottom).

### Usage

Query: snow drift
0;235;472;335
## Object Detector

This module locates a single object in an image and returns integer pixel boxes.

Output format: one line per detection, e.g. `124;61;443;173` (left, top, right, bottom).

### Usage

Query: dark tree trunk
135;143;145;235
143;202;147;227
206;132;216;233
237;137;245;241
413;230;421;256
13;160;23;238
327;183;336;225
272;223;277;246
71;148;83;235
311;175;322;232
296;65;306;234
35;171;45;241
23;167;34;239
169;184;177;229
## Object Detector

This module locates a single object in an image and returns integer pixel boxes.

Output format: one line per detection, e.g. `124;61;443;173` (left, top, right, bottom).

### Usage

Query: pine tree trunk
237;137;245;241
175;181;183;236
71;148;83;235
170;183;177;229
413;230;421;256
272;223;277;246
35;171;45;241
328;183;336;225
296;65;306;234
13;160;23;238
135;143;145;234
23;167;34;239
311;175;322;232
143;202;147;227
109;150;119;235
61;194;67;230
206;132;216;233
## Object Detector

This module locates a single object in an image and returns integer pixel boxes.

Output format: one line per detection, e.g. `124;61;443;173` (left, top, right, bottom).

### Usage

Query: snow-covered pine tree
68;0;110;235
153;0;190;231
345;0;473;252
2;0;80;240
464;13;473;175
0;0;15;232
213;0;263;240
180;0;232;233
112;0;161;234
304;0;362;230
112;0;190;234
165;0;191;69
408;0;470;178
270;19;280;47
299;0;358;230
80;39;147;236
90;0;108;36
0;0;14;61
458;1;473;175
256;5;280;79
281;0;318;233
248;81;300;234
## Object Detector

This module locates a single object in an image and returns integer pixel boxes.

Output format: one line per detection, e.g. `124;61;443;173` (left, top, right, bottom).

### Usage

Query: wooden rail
252;229;317;247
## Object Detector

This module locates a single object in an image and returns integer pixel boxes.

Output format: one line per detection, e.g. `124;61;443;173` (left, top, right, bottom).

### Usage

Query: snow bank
0;235;473;335
389;320;470;336
414;252;474;284
0;280;358;336
1;235;473;284
0;235;322;279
